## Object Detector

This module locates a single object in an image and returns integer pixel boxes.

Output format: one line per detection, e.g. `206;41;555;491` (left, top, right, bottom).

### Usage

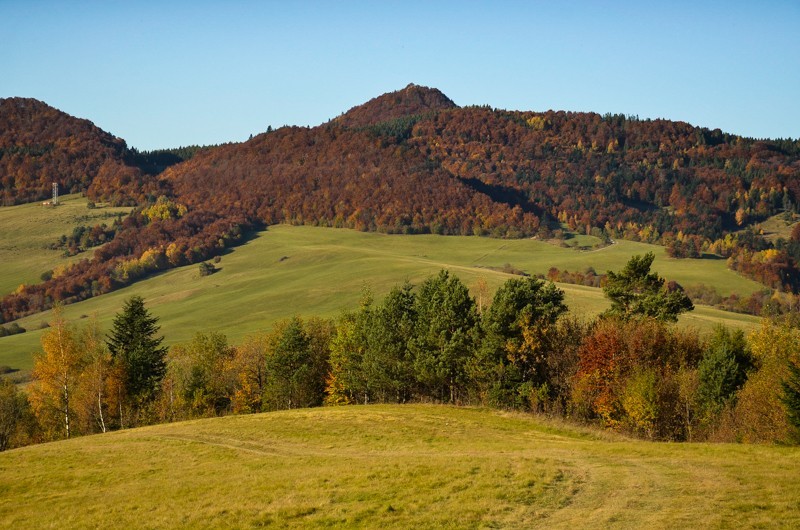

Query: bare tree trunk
118;387;124;430
63;382;70;439
97;389;106;433
685;401;692;442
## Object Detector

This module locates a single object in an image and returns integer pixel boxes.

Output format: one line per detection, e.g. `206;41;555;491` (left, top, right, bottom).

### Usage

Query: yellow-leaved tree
734;319;800;443
231;333;270;414
29;308;84;440
74;316;117;434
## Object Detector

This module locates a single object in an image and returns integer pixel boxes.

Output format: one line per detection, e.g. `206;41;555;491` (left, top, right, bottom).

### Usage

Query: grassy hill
0;404;797;528
0;212;762;372
0;194;131;297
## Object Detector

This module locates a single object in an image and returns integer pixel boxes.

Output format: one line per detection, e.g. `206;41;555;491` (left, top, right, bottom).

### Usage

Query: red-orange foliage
3;86;800;320
334;83;456;128
572;318;701;428
0;98;160;206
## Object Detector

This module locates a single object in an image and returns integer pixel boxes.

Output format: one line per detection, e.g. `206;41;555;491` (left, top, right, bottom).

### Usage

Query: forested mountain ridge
0;97;161;206
334;83;457;127
2;85;800;322
156;85;800;288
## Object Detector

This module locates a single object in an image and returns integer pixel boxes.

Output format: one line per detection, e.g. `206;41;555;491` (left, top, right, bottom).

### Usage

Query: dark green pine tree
781;359;800;443
107;296;167;406
603;252;694;322
410;270;478;403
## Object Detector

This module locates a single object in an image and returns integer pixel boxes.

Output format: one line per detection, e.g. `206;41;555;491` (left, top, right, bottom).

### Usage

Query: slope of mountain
162;123;537;237
334;82;458;127
2;85;800;322
0;97;161;206
159;85;800;244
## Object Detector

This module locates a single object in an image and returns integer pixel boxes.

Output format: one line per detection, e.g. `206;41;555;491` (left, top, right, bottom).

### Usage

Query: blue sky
2;1;798;150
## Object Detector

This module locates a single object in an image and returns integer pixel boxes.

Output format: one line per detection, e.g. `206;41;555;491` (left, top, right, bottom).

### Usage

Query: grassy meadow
0;194;132;297
0;404;797;529
0;218;763;372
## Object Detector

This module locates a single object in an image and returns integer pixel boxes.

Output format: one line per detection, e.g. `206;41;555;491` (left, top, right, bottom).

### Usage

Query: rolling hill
0;199;761;373
1;405;797;528
2;85;799;332
0;97;159;206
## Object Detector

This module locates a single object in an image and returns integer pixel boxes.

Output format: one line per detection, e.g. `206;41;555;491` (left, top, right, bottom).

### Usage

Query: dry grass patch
0;405;798;529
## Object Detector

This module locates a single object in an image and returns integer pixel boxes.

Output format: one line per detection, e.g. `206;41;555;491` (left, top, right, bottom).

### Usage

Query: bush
0;324;25;337
198;262;216;276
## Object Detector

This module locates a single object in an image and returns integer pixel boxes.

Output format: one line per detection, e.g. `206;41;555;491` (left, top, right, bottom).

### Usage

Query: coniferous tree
603;252;693;322
107;296;167;420
478;277;567;408
410;270;477;403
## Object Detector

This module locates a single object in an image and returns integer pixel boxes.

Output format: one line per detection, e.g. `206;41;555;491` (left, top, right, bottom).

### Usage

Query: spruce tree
603;252;693;322
107;296;167;407
410;270;477;403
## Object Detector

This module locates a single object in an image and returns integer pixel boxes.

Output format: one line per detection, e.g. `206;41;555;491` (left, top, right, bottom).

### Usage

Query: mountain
161;85;800;242
161;121;537;238
334;83;458;127
3;85;800;321
0;97;163;206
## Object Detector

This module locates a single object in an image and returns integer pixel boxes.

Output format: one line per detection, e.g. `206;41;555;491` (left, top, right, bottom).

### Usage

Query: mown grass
0;224;762;372
0;194;132;296
0;404;797;529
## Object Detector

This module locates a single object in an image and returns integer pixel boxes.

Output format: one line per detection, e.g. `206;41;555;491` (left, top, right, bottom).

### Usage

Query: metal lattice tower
52;182;58;205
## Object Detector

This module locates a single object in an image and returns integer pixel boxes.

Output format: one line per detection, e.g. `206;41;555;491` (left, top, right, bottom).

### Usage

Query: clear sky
2;1;798;150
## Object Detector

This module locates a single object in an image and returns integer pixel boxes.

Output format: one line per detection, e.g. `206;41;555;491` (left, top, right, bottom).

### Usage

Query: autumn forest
2;85;800;451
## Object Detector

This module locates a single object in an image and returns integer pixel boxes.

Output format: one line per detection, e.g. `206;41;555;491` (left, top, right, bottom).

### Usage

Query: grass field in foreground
0;194;132;296
0;405;797;529
0;224;762;372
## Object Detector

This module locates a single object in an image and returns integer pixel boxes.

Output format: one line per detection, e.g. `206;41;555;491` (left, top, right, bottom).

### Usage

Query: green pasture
0;194;131;296
0;224;761;372
0;404;797;529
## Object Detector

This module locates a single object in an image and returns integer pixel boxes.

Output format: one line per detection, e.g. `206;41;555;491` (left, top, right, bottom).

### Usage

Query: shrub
198;262;216;277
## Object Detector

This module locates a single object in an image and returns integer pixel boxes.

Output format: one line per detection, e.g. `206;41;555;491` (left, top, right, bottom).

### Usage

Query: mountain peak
335;84;457;127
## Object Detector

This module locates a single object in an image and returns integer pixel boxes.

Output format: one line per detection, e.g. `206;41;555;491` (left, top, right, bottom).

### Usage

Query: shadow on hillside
221;227;265;255
457;177;543;216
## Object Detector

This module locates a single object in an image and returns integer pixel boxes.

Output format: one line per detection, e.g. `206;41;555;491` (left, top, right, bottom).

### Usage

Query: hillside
334;82;458;127
0;222;761;373
161;84;800;242
0;194;132;296
1;405;798;528
3;86;800;323
0;97;161;206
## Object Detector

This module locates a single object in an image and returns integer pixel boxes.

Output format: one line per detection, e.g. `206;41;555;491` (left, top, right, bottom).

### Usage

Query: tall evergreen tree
603;252;693;322
410;270;477;403
107;296;167;412
479;277;567;408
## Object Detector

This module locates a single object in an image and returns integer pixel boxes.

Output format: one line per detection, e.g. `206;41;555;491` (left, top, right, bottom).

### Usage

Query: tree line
2;254;799;451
